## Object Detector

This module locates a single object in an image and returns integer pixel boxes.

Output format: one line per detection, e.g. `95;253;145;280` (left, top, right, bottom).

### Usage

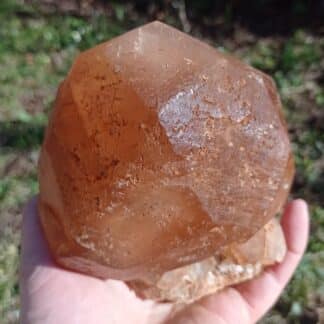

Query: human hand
20;198;309;324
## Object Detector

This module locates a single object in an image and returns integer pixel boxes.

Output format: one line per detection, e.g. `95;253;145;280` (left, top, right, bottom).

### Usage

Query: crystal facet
38;21;294;302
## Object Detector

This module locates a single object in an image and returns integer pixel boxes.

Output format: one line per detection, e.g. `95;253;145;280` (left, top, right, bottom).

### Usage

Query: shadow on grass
0;121;45;150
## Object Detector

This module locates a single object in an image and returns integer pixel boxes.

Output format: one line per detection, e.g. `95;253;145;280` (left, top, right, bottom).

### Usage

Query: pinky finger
235;199;309;322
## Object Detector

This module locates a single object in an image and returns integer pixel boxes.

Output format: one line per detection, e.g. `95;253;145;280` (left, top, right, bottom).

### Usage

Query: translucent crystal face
38;21;294;281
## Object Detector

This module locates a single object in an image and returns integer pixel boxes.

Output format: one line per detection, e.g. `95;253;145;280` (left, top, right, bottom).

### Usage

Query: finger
21;196;54;274
167;200;309;324
234;199;309;322
20;197;57;322
273;199;310;284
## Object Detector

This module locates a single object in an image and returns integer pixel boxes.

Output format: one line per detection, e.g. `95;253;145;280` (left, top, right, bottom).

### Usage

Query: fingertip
266;198;309;288
281;199;309;255
21;196;52;270
23;196;38;216
22;196;42;246
22;196;38;234
291;199;308;214
283;199;309;220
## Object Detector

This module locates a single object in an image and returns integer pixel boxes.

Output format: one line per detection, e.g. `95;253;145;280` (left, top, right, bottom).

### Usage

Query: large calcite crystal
38;21;294;302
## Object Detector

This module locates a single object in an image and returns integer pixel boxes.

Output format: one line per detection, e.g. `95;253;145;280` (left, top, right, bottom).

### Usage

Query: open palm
20;198;309;324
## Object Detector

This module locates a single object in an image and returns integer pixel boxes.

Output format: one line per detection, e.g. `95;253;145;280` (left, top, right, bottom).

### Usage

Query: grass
0;1;323;323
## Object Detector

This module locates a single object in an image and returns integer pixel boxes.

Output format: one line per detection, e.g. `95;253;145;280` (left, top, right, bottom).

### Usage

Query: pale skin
20;198;309;324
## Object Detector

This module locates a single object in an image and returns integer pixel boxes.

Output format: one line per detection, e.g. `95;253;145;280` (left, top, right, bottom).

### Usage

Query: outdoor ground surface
0;1;323;323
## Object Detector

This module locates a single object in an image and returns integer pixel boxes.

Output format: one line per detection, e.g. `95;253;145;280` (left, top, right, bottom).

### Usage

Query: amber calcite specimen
38;21;294;301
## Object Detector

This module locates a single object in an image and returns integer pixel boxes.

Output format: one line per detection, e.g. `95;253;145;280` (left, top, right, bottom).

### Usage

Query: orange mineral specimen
38;21;294;302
